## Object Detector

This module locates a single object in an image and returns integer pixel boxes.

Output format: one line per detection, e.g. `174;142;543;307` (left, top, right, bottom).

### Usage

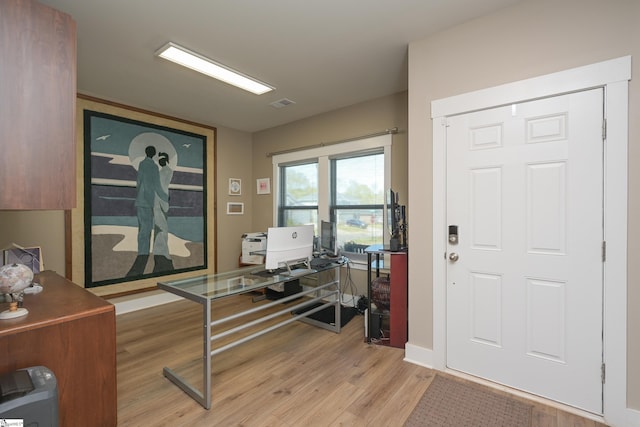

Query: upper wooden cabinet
0;0;76;209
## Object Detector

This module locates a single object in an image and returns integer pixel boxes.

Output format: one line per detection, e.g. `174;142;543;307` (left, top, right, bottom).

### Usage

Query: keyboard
308;258;324;268
285;268;316;277
251;268;286;277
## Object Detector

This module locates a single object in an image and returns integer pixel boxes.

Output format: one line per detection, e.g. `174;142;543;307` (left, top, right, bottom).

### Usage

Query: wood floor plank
531;403;558;427
116;295;608;426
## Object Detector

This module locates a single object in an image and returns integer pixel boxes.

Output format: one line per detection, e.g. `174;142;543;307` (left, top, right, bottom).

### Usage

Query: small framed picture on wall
226;202;244;215
257;178;270;195
229;178;241;196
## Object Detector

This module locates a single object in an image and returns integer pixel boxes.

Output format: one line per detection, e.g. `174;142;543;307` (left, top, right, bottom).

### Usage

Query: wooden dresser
0;271;116;426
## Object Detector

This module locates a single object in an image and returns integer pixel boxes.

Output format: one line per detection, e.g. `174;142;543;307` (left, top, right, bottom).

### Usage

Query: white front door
445;88;604;413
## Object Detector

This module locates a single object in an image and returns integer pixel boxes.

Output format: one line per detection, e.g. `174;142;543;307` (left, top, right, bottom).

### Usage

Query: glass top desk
157;262;343;409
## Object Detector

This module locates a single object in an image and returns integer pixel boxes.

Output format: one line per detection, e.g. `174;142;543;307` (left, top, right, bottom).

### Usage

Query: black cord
340;258;360;309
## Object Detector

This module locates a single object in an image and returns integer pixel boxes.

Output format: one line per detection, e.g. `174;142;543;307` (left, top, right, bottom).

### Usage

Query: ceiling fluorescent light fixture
155;42;274;95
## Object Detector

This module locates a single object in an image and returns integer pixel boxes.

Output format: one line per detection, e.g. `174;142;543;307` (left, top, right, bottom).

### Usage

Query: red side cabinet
366;248;408;348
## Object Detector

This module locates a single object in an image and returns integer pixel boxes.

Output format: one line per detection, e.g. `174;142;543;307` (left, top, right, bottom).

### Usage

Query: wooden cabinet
0;0;77;209
0;271;116;426
366;249;408;348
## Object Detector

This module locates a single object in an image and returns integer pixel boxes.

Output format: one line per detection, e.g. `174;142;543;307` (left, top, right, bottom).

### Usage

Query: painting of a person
152;152;174;272
127;145;168;276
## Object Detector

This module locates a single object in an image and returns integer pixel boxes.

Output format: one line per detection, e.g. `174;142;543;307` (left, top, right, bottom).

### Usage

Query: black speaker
370;313;383;339
0;366;59;427
265;279;301;300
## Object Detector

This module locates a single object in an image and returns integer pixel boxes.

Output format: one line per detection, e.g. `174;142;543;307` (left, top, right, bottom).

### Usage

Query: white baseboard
404;342;434;369
110;292;181;315
626;408;640;427
609;407;640;427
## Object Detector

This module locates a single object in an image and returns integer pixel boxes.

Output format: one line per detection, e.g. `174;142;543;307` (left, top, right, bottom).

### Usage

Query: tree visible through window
278;162;318;228
332;153;384;253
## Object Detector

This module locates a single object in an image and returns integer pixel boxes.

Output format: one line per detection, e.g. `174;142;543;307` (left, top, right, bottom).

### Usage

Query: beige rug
404;374;532;427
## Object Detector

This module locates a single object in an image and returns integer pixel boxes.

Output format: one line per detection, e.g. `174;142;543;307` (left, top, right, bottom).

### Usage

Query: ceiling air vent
270;98;296;109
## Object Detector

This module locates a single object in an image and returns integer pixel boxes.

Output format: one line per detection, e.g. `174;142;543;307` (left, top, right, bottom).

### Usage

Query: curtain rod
266;127;399;157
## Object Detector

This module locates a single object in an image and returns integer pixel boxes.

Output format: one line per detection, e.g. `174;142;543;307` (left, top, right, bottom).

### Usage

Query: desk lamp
0;263;34;319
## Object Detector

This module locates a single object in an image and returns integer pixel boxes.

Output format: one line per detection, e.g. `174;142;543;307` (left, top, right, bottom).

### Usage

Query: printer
0;366;59;426
241;232;267;265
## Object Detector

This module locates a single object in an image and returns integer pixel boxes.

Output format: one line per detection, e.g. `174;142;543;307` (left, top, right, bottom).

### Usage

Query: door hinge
602;241;607;262
602;119;607;140
601;363;606;384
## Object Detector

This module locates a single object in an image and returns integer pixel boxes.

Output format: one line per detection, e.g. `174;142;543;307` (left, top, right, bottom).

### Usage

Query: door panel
446;89;604;413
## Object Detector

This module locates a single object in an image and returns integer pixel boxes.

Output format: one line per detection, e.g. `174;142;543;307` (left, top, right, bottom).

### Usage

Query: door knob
448;252;459;262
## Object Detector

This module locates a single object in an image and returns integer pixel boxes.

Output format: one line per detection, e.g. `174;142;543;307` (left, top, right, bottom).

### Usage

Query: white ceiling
40;0;524;133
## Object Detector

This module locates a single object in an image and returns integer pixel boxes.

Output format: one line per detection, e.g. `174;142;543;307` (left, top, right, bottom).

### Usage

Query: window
278;162;318;227
331;153;385;253
273;134;392;257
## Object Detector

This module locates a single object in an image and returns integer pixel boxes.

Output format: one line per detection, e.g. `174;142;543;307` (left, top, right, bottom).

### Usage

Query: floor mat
404;374;533;427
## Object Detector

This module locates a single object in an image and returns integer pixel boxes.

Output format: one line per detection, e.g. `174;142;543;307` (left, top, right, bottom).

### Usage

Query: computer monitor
320;220;337;257
264;225;314;271
387;188;399;238
387;188;407;251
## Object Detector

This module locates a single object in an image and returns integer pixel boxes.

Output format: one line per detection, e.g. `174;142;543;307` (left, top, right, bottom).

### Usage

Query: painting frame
256;177;271;195
226;202;244;215
68;96;216;297
228;178;242;196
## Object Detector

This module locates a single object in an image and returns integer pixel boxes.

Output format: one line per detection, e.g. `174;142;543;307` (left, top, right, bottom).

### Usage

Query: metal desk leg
335;273;341;331
203;297;212;409
367;252;372;343
162;297;212;409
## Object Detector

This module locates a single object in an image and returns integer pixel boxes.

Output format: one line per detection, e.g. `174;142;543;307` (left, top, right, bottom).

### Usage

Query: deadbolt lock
448;225;459;245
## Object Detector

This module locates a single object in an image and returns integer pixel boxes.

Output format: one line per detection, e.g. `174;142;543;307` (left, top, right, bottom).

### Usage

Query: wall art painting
256;177;271;195
83;109;208;288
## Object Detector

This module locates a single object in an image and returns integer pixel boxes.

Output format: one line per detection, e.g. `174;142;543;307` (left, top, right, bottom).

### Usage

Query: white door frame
431;56;631;425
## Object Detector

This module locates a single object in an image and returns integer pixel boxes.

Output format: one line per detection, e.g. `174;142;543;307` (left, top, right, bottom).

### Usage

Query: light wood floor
116;294;608;426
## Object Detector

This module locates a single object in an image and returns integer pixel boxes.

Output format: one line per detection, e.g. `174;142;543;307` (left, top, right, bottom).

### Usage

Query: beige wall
408;0;640;410
0;210;66;275
215;127;255;272
251;92;409;296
